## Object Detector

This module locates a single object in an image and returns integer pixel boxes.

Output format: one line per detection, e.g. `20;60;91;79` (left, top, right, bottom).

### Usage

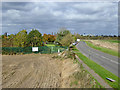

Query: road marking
89;50;119;65
101;56;119;64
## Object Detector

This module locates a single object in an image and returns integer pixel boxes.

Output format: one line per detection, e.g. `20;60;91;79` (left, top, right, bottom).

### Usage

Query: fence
2;46;68;55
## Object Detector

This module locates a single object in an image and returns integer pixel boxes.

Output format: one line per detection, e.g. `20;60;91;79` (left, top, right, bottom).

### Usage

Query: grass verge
85;41;119;57
72;47;119;88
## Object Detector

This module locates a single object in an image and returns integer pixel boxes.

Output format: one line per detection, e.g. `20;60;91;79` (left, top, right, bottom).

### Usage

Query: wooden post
73;53;75;60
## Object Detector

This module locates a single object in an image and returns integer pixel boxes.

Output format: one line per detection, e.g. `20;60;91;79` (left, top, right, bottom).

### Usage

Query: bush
60;33;74;46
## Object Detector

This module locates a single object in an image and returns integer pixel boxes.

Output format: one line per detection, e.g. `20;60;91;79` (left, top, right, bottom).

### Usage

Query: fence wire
2;46;67;55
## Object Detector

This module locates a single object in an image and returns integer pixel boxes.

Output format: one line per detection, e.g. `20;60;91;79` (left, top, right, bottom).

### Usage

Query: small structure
77;39;80;42
32;47;38;52
58;49;60;53
72;43;76;46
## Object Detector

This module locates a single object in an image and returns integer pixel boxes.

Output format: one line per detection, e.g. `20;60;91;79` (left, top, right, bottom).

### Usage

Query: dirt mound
61;59;80;88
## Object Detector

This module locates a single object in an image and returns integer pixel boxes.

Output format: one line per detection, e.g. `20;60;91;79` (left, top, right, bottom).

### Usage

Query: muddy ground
2;54;101;88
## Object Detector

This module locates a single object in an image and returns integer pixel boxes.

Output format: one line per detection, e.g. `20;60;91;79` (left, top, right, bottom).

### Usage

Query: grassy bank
85;41;119;57
72;48;119;88
70;61;103;88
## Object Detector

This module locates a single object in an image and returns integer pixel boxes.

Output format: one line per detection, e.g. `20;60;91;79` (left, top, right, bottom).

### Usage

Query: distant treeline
74;34;119;40
1;28;119;47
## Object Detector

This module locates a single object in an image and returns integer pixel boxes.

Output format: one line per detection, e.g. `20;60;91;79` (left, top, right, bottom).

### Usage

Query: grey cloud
2;2;118;35
2;2;31;12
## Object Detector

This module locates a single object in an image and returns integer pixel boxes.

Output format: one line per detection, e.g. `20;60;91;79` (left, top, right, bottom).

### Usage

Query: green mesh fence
2;46;68;55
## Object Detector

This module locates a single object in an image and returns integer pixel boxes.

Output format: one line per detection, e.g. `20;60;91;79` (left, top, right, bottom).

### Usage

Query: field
86;40;118;51
85;40;119;57
102;40;120;43
2;54;102;88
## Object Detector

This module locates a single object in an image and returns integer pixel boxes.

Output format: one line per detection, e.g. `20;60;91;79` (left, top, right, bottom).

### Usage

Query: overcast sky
2;2;118;35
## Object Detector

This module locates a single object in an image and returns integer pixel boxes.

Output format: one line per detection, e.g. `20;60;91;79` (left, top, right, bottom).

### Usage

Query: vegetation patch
45;44;55;47
52;48;103;88
70;63;103;88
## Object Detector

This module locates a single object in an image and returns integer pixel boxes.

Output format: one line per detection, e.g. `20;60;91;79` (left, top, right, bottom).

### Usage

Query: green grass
72;47;119;88
71;48;104;88
86;41;119;57
45;44;55;47
73;80;78;85
102;40;120;43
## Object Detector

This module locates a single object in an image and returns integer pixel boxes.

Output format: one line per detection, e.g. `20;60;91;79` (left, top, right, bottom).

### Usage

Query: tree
60;33;74;46
14;30;27;47
74;33;81;41
2;35;5;39
42;34;48;43
2;38;9;47
26;29;42;47
42;34;56;43
55;28;70;45
8;34;15;47
4;32;7;38
47;34;56;42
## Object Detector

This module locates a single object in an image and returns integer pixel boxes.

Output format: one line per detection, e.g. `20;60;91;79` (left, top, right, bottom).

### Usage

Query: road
76;41;119;77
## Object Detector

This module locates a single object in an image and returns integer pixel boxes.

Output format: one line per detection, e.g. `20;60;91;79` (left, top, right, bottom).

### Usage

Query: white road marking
89;50;119;65
101;56;119;64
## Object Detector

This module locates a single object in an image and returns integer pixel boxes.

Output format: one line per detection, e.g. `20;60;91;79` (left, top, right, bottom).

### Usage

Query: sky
2;1;118;35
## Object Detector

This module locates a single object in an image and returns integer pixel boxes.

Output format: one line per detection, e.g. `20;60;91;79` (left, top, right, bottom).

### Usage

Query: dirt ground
2;54;62;88
87;40;118;51
2;54;101;88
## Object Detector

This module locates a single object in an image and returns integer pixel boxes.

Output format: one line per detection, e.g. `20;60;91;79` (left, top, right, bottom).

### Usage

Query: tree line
1;28;75;47
2;29;56;47
1;28;119;47
74;34;119;40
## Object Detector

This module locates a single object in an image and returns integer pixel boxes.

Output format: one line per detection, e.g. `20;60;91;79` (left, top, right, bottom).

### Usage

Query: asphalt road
76;41;119;77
